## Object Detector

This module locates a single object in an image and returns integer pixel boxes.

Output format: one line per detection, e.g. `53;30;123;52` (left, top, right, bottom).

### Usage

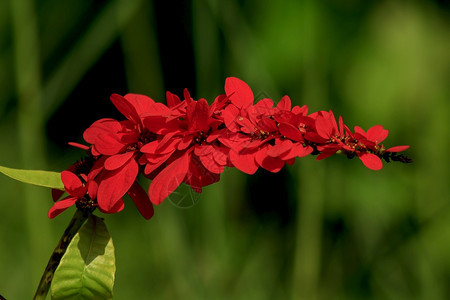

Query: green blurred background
1;0;449;299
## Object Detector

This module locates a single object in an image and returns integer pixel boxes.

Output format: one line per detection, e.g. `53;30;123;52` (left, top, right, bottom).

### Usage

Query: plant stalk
33;209;90;300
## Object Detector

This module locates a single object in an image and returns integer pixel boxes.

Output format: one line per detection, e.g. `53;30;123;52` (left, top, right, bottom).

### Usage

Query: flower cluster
49;77;411;219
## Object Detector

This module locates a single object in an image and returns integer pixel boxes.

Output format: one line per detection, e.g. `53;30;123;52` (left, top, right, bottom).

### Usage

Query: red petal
206;128;225;143
87;156;106;181
367;125;388;143
286;158;296;165
84;119;122;141
155;132;179;153
386;145;410;152
255;148;285;173
194;144;214;156
68;142;90;151
140;140;159;154
328;110;338;133
145;150;173;164
61;171;86;198
124;93;155;116
110;94;142;126
316;150;338;160
52;189;65;202
218;132;250;150
141;136;177;155
99;198;125;214
225;77;254;108
353;126;366;138
293;144;314;158
128;181;154;220
83;120;125;155
222;105;241;132
142;116;169;134
185;155;220;188
254;98;274;110
357;152;383;170
210;94;228;112
344;124;354;137
315;114;333;139
97;159;139;212
199;153;224;174
279;123;303;141
280;143;312;159
149;151;189;205
276;95;291;111
104;151;135;170
110;199;125;213
166;91;181;107
187;99;210;132
338;116;345;137
83;119;125;155
48;196;77;219
212;146;229;166
229;148;258;174
237;117;254;134
266;140;292;157
123;131;139;145
183;88;193;105
143;151;174;175
147;102;172;116
257;118;277;132
176;136;192;150
88;180;98;200
292;105;308;115
95;134;126;156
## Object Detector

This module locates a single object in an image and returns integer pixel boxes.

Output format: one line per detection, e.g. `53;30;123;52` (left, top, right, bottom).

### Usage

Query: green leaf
51;215;116;300
0;165;64;190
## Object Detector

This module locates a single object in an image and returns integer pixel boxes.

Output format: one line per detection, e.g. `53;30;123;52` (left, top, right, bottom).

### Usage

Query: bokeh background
1;0;449;299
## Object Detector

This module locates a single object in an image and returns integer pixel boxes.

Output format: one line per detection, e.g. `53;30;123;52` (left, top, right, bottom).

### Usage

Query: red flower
48;170;98;219
49;155;154;220
304;111;385;169
222;77;312;174
304;110;410;170
82;93;157;219
353;125;410;169
144;90;230;205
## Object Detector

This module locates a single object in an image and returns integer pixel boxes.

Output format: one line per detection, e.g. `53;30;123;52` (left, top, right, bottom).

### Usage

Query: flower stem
33;209;90;300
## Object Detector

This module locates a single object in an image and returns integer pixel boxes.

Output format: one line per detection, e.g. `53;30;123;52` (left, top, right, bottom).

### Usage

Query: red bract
50;76;411;219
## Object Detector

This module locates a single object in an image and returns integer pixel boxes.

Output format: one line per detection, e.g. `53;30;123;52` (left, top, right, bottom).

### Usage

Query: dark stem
33;209;91;300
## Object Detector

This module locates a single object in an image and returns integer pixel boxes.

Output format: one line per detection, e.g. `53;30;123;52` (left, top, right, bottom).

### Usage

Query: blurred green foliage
0;0;449;299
